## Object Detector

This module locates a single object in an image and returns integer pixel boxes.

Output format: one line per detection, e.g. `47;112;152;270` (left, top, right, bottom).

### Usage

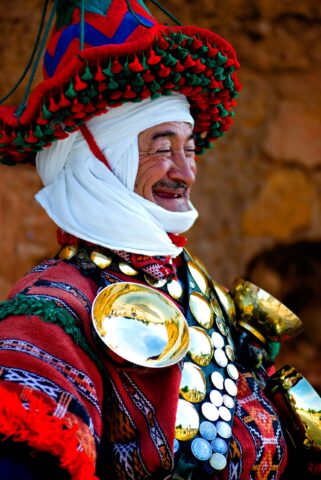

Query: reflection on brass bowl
92;282;190;368
230;279;304;343
266;365;321;456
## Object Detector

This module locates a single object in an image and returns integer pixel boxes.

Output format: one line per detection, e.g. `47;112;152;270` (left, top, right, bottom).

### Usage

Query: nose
168;152;197;187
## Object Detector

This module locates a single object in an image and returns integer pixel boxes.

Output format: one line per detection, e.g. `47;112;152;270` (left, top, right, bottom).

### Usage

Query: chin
155;198;190;212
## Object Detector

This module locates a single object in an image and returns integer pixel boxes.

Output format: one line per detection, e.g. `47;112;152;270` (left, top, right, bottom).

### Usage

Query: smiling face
135;122;197;212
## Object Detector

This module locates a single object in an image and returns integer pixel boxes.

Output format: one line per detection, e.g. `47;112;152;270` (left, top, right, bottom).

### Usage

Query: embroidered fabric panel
226;372;288;480
0;338;100;414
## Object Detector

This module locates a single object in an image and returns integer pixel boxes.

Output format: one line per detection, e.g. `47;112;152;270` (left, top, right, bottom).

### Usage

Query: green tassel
81;65;94;81
176;46;189;60
149;80;161;92
132;73;144;88
42;103;53;120
102;60;113;77
108;78;119;90
87;84;98;98
216;52;227;65
34;125;44;138
65;80;77;98
43;124;55;136
35;139;47;147
13;131;26;146
163;53;177;67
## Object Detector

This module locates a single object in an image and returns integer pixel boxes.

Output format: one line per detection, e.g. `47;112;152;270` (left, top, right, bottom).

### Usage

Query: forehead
139;121;194;141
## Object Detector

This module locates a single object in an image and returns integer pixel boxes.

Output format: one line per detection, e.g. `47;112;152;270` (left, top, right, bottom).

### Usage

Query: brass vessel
92;282;190;368
230;279;304;343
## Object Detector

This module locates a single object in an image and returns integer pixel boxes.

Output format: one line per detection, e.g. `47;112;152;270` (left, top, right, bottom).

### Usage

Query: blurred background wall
0;0;321;390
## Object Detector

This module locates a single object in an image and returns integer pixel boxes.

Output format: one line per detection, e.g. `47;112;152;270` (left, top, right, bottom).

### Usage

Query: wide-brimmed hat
0;0;240;166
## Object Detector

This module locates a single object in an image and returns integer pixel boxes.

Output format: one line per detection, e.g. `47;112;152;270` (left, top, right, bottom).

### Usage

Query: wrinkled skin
136;122;196;212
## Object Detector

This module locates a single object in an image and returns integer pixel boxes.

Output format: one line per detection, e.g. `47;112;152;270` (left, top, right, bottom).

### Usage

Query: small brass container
92;282;189;368
230;279;304;343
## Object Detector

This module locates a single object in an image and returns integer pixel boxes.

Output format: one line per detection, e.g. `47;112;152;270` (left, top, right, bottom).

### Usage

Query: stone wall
1;1;321;385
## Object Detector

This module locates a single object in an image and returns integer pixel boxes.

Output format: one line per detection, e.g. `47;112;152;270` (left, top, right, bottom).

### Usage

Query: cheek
136;156;169;190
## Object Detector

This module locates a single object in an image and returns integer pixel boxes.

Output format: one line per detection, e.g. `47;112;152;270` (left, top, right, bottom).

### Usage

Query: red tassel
74;73;87;91
95;64;105;82
158;37;169;49
141;87;151;99
26;130;39;143
147;49;162;65
207;44;219;57
111;59;122;74
163;81;175;89
192;38;203;50
123;85;136;99
157;64;171;78
84;102;96;113
71;98;84;113
54;124;69;139
174;61;184;73
142;71;155;82
64;117;76;127
37;115;48;125
97;82;108;92
168;233;187;247
183;55;196;69
49;97;60;112
110;90;122;100
128;56;144;72
192;59;206;73
59;92;71;108
96;94;107;109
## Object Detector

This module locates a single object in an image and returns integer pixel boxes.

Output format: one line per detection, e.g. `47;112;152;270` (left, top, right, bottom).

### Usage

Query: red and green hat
0;0;241;166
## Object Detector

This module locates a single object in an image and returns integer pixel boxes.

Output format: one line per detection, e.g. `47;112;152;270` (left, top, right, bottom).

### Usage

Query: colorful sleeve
0;260;105;480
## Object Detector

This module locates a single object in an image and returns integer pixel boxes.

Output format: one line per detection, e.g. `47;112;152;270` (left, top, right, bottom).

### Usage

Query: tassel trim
0;386;98;480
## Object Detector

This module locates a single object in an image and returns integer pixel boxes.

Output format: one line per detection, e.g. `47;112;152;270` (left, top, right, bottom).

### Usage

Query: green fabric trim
0;294;107;377
266;341;281;363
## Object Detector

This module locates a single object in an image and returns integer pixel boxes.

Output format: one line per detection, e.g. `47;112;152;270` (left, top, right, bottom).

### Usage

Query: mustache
153;180;188;191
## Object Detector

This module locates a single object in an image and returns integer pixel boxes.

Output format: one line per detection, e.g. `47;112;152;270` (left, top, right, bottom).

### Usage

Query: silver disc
199;421;217;441
218;406;232;422
211;371;224;390
191;437;212;461
222;394;235;409
209;452;227;471
211;437;228;455
227;363;239;381
201;402;219;422
224;378;237;397
211;331;225;349
216;421;232;439
209;389;223;407
214;348;228;368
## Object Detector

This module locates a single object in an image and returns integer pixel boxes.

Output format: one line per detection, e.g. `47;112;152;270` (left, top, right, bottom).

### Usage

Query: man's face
135;122;197;212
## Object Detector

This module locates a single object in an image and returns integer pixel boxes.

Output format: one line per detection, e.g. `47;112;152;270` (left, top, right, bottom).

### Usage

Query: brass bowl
92;282;190;368
229;279;304;343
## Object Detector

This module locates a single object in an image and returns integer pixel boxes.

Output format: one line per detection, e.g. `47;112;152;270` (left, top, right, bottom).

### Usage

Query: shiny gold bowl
229;279;304;343
92;282;190;368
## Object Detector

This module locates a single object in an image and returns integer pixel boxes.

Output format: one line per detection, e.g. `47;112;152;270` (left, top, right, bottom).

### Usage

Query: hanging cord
0;0;50;105
148;0;182;26
125;0;152;28
15;0;58;119
80;0;86;50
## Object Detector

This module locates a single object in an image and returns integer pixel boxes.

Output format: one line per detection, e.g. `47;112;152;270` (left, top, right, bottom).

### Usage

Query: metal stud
175;399;200;441
209;452;227;471
201;402;219;422
180;362;206;403
214;348;228;368
199;421;217;441
211;371;224;390
227;364;239;381
211;332;225;349
167;279;183;300
58;245;77;260
191;437;212;461
224;378;237;397
144;274;167;288
188;262;210;296
188;327;213;366
90;251;112;269
119;262;139;276
209;389;223;407
189;292;213;329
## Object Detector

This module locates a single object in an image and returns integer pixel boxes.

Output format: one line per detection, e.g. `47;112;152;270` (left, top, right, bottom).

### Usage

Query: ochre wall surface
1;1;321;387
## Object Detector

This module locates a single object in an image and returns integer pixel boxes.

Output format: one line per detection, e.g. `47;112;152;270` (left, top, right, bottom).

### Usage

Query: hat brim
0;25;240;165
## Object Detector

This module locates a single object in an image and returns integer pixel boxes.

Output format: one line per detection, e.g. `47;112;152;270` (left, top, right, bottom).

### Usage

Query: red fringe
0;386;98;480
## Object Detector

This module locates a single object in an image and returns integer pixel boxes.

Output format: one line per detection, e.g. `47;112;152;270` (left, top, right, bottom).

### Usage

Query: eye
157;149;171;153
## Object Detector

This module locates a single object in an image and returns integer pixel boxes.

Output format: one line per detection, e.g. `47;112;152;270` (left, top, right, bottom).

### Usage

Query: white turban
35;93;198;256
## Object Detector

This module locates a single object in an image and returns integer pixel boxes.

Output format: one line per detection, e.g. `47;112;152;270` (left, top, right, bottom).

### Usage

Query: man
0;0;314;478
